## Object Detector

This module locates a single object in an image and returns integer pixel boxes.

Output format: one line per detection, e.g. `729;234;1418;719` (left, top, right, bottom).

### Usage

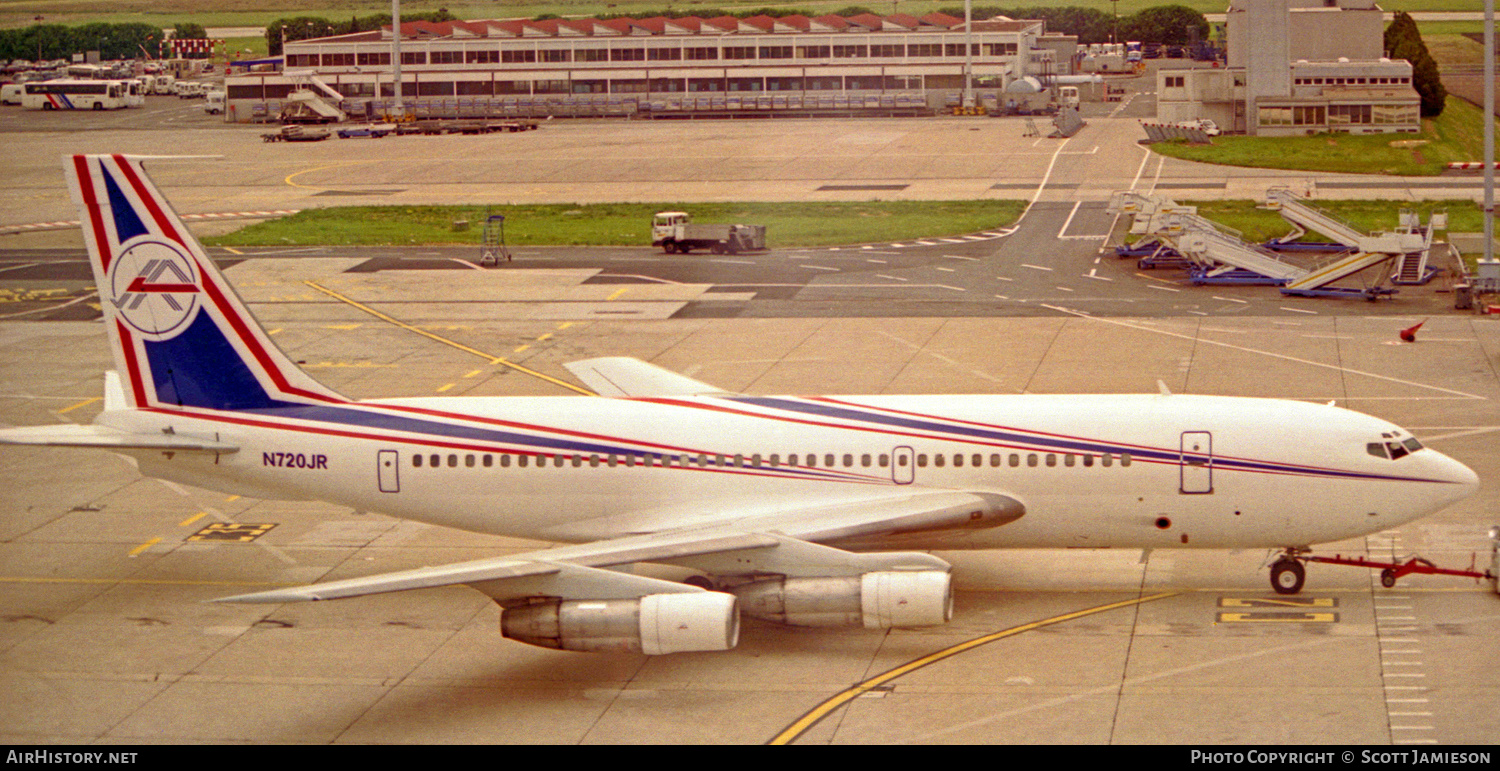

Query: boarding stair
1266;187;1435;288
1169;215;1307;283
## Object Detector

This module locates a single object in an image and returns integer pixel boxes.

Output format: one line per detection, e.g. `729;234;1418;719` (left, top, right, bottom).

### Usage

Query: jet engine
733;570;952;628
501;592;739;654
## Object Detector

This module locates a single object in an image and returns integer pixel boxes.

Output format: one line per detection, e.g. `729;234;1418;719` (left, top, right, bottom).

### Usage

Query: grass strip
203;200;1026;248
1148;97;1493;177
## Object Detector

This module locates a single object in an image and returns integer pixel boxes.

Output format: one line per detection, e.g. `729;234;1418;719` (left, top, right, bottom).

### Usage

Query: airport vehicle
0;155;1479;655
651;211;767;254
0;83;22;105
21;79;134;110
261;125;331;142
204;90;224;115
336;123;394;138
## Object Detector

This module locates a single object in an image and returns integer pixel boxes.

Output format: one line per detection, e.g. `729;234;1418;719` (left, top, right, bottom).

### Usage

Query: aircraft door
378;450;400;493
1179;432;1212;494
892;446;914;485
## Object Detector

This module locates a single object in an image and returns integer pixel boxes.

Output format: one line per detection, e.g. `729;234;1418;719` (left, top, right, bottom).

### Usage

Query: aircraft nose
1437;452;1480;503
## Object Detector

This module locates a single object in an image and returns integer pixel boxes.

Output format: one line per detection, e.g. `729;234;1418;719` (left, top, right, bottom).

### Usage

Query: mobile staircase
1266;187;1437;291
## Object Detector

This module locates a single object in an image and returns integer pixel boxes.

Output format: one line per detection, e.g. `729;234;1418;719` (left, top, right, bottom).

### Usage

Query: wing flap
213;532;778;604
0;424;239;453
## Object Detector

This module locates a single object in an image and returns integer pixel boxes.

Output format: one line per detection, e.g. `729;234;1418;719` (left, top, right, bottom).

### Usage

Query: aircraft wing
562;357;734;397
0;423;239;453
213;489;1021;605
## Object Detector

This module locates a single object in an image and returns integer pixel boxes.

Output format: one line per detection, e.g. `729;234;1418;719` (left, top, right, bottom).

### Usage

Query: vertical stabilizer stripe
114;320;149;407
71;156;112;273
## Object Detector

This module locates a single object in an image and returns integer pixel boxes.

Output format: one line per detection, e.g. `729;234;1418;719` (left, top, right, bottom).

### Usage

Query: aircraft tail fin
66;155;344;412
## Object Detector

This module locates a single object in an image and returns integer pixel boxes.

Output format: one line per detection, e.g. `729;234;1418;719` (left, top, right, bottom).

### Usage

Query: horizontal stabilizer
0;424;238;453
563;357;733;398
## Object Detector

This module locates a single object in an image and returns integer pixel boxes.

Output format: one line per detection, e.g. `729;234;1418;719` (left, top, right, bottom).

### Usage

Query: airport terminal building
1155;0;1421;135
224;13;1080;120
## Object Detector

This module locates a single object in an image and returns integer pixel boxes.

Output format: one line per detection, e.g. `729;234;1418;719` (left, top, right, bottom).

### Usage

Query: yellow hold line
302;281;594;396
127;537;161;557
767;591;1180;745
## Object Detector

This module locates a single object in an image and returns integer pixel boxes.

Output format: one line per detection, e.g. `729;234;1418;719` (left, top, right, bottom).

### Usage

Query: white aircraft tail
65;154;345;412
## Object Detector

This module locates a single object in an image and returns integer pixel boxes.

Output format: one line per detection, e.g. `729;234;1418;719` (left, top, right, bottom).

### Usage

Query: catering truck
651;211;767;254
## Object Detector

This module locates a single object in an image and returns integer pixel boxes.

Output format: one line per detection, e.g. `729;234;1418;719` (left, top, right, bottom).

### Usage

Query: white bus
22;79;135;110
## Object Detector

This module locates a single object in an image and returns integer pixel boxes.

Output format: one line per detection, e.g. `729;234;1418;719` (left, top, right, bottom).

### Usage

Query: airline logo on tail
69;153;347;411
109;238;201;338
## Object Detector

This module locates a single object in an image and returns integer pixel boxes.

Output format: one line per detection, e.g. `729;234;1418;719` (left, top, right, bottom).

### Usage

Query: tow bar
1279;526;1500;593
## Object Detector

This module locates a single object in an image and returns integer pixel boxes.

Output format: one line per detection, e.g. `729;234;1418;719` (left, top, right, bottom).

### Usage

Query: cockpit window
1369;437;1423;460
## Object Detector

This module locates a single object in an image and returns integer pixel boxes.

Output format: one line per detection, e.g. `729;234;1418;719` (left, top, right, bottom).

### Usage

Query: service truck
651;211;767;254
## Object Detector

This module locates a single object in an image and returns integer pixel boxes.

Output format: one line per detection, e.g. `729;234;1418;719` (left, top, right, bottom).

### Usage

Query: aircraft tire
1380;568;1398;588
1270;559;1305;595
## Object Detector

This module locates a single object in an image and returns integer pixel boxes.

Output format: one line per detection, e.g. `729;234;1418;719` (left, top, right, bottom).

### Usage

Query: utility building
224;13;1079;121
1156;0;1419;135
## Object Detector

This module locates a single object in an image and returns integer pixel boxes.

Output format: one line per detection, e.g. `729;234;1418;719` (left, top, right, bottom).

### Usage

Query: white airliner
0;155;1480;654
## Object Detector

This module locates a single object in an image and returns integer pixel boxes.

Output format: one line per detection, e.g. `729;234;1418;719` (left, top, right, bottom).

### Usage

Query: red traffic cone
1399;321;1425;343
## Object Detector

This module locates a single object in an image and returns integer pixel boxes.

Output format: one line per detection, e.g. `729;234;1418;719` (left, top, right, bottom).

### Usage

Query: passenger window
990;454;1001;467
806;454;816;468
842;454;852;467
413;454;422;468
483;454;493;468
518;455;529;468
1121;454;1132;467
825;454;835;467
501;454;511;467
447;454;457;467
1102;454;1114;467
770;454;780;467
753;454;764;468
917;454;928;467
430;454;440;468
1046;454;1056;467
972;454;982;468
1009;454;1020;467
789;454;800;466
1083;454;1094;467
934;454;945;468
1027;454;1038;467
953;454;964;467
465;454;475;468
1064;454;1075;467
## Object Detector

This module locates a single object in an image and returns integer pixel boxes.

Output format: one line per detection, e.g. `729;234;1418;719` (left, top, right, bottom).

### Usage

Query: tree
1384;11;1445;117
1121;5;1208;45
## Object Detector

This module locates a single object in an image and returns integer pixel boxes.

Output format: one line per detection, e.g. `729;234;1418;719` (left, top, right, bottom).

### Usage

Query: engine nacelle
501;592;739;654
734;570;952;629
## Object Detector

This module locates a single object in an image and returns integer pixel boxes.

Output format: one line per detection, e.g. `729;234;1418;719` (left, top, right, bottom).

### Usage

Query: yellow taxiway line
302;280;595;396
768;590;1180;745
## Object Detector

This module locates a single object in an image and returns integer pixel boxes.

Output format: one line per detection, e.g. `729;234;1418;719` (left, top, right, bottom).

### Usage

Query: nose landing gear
1269;551;1306;595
